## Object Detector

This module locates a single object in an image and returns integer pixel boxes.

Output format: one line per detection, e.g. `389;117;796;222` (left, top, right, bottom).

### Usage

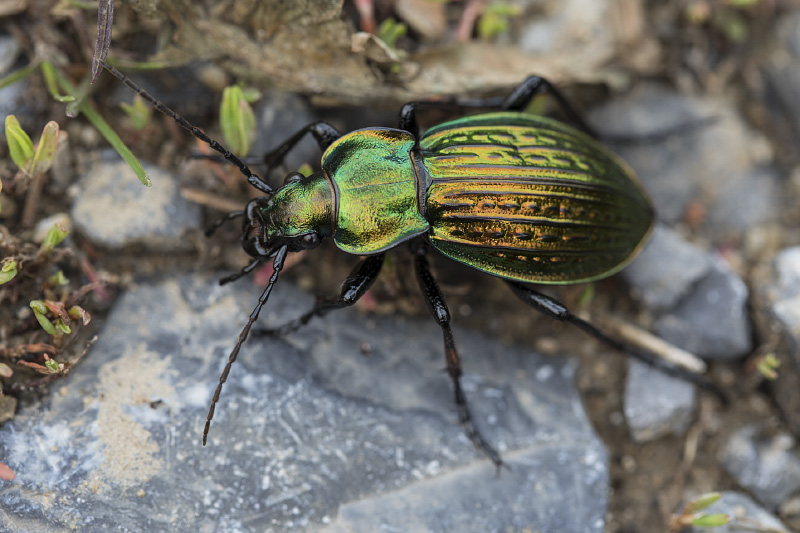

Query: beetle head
240;172;332;259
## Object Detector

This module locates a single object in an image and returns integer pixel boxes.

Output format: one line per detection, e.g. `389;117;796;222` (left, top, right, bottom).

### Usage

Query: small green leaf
757;353;780;380
377;18;407;49
691;513;730;527
48;65;151;186
119;94;152;131
40;223;69;253
41;61;75;103
30;300;56;335
713;9;748;42
240;87;261;104
297;163;314;177
578;283;596;309
55;318;71;335
30;121;60;177
47;270;69;286
44;358;60;373
220;85;256;156
686;492;722;513
0;60;40;90
0;260;18;285
478;3;522;40
0;363;12;378
5;115;34;171
68;305;91;325
82;103;151;186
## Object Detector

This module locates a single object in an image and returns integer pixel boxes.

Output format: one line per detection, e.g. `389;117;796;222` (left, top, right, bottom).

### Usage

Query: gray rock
624;359;696;443
0;77;28;128
721;424;800;509
590;85;765;225
622;224;713;313
764;247;800;351
655;259;752;360
0;275;609;532
0;34;21;76
686;491;789;533
706;165;782;237
623;225;751;360
252;92;318;179
519;0;615;68
71;159;202;251
759;247;800;439
765;10;800;137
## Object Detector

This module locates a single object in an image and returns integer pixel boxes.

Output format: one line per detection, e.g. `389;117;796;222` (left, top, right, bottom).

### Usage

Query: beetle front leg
255;254;385;336
414;246;504;468
504;281;726;401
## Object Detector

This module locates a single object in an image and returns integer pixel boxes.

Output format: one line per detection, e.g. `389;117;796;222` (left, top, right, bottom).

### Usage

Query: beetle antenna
205;210;244;237
98;60;273;194
203;245;288;446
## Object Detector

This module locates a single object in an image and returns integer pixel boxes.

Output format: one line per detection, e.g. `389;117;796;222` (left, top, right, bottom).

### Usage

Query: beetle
100;61;717;467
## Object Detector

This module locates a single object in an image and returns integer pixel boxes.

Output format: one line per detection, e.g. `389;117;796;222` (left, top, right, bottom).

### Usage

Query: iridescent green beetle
102;65;710;466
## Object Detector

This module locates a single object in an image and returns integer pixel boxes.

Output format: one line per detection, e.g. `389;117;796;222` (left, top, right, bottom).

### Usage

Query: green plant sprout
0;59;151;186
220;85;257;157
478;3;522;40
669;492;730;530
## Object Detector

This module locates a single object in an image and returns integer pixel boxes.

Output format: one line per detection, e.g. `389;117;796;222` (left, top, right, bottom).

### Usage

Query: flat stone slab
0;275;608;532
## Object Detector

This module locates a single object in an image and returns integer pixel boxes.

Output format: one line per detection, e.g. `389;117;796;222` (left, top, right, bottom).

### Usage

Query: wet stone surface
0;275;608;532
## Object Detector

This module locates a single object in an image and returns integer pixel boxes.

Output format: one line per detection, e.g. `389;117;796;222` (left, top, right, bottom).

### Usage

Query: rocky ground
0;2;799;532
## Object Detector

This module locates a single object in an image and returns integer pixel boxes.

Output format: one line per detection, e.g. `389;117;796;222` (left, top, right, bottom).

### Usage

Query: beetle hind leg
255;254;385;336
504;281;726;402
414;246;504;468
398;74;597;138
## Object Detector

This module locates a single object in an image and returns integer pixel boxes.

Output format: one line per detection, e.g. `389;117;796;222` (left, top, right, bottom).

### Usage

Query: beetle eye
301;233;321;249
283;171;304;185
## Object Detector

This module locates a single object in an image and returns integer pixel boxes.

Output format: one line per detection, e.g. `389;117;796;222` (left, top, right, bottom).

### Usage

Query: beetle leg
255;254;385;336
262;122;342;175
218;258;262;286
504;281;727;402
413;246;504;468
205;210;244;237
398;75;598;138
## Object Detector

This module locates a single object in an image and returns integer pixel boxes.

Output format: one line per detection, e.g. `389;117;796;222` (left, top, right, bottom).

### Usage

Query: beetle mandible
100;62;715;467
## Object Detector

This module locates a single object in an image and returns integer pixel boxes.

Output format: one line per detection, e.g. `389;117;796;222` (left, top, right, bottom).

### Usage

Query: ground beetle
100;61;717;467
